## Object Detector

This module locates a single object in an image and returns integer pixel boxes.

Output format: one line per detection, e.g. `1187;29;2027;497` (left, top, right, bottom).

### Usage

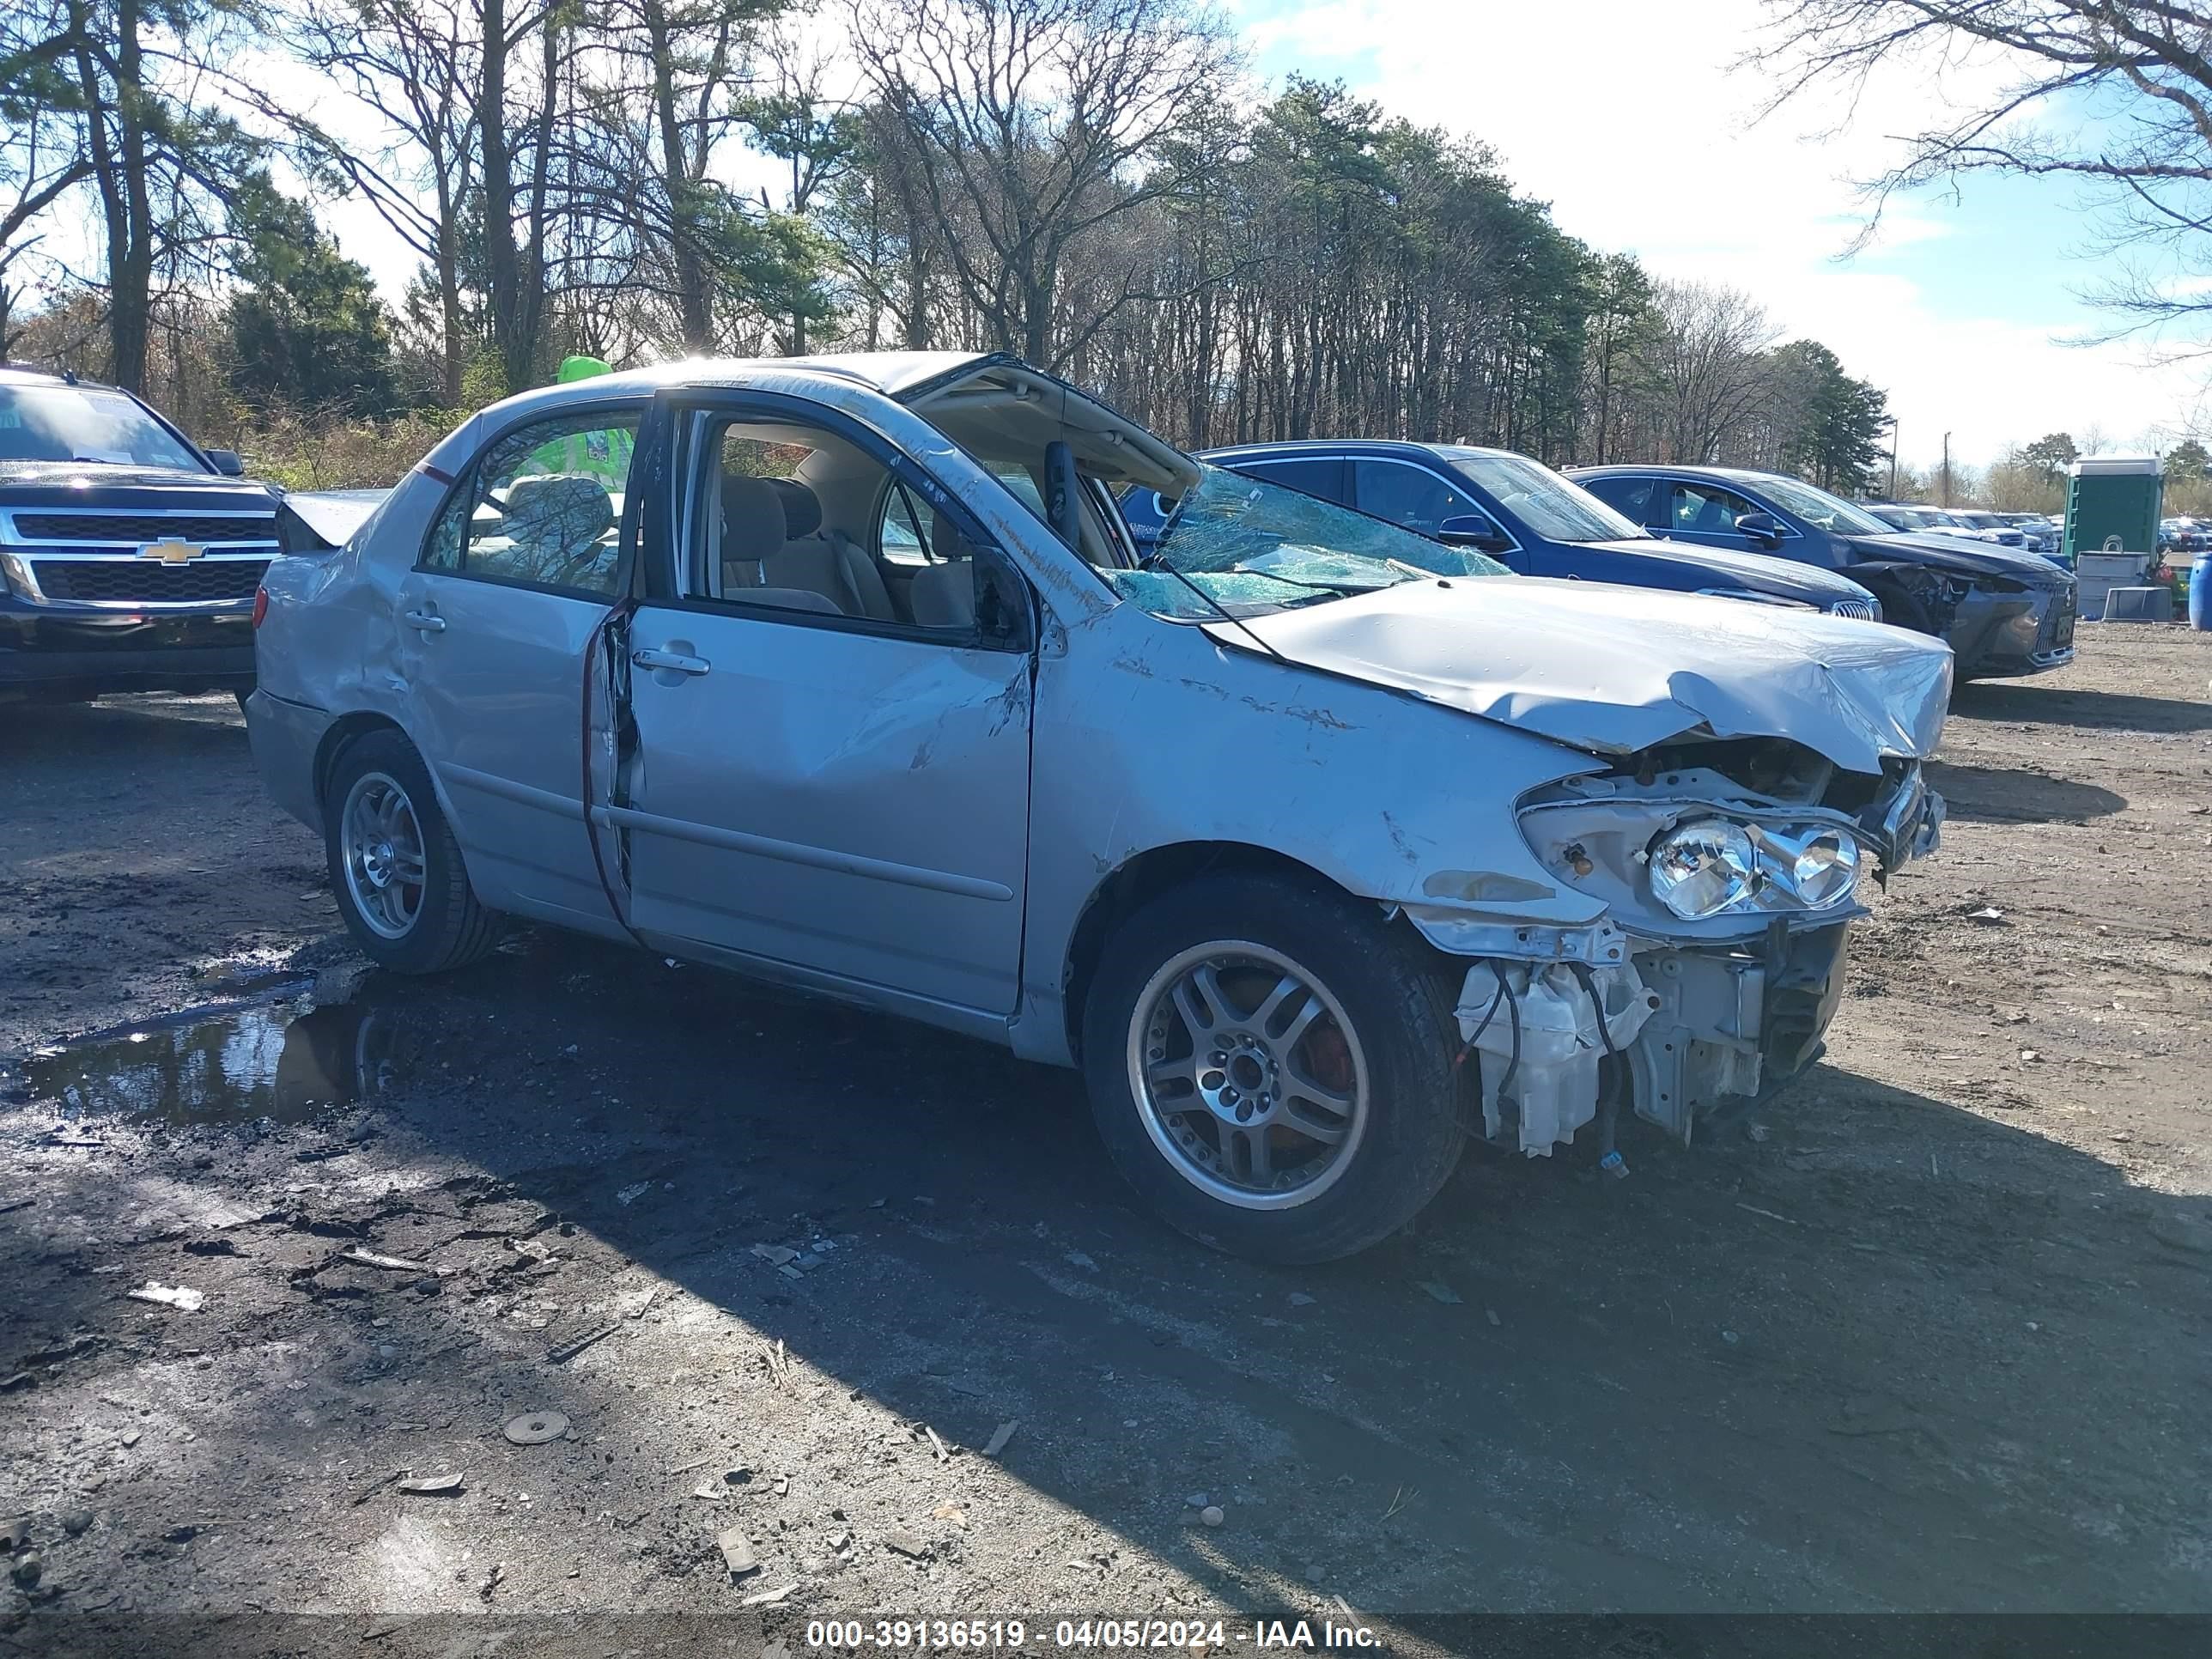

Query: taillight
252;586;270;629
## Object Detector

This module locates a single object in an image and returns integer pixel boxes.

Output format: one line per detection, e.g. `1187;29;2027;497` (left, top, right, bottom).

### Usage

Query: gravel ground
2;627;2209;1657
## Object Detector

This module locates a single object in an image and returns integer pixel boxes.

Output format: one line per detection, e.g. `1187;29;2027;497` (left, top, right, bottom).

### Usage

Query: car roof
1202;439;1528;464
0;362;117;392
1568;463;1779;486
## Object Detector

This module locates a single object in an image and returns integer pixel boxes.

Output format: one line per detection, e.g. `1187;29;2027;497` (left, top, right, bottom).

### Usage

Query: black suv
1;365;278;703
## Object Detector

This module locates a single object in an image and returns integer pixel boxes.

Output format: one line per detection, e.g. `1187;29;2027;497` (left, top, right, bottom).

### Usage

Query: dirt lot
3;628;2209;1655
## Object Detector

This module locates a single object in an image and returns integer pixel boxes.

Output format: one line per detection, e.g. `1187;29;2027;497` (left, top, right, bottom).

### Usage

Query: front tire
1081;873;1465;1264
322;728;501;974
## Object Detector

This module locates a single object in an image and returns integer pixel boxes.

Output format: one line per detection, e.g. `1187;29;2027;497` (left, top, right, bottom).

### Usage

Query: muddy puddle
22;988;410;1126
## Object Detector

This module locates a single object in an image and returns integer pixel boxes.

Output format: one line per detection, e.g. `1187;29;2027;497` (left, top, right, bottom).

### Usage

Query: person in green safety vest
524;355;635;492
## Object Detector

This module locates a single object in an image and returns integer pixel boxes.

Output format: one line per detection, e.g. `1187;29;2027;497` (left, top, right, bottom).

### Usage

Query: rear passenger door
616;393;1037;1015
394;399;643;930
1577;474;1657;526
1232;455;1349;506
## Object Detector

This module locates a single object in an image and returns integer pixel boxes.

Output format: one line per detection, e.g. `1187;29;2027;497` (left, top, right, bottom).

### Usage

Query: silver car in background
247;351;1950;1261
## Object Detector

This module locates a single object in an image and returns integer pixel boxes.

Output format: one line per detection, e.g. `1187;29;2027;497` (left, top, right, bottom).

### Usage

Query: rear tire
1080;872;1464;1264
322;728;501;974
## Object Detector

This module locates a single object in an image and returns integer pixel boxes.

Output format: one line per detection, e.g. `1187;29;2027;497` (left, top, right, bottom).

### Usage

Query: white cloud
1240;0;2203;466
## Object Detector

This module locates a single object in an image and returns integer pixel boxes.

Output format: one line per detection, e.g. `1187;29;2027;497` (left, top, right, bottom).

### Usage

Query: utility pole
1941;431;1953;507
1887;419;1899;500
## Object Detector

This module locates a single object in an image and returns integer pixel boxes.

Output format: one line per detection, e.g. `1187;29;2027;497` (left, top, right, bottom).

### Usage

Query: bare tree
281;0;484;405
1646;279;1782;461
1755;2;2212;348
845;0;1231;368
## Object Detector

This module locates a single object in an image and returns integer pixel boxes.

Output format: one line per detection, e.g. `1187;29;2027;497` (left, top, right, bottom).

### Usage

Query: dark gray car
1571;465;2077;678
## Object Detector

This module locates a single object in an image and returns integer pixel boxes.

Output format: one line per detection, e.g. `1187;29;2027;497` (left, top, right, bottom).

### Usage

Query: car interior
687;364;1196;630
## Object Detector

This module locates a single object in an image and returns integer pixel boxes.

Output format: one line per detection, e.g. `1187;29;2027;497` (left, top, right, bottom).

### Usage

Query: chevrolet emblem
139;539;207;564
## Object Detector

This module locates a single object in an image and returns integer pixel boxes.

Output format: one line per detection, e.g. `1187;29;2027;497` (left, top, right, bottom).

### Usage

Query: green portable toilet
2063;455;2163;561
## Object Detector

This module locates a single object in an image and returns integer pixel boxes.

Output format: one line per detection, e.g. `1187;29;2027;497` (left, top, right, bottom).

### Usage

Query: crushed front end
1413;736;1944;1154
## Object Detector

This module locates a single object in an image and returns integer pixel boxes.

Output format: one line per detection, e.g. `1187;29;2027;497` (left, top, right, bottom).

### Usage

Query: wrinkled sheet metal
1208;575;1954;775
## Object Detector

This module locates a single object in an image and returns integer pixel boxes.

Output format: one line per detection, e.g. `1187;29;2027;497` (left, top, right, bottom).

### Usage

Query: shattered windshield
1437;450;1645;544
1103;463;1506;618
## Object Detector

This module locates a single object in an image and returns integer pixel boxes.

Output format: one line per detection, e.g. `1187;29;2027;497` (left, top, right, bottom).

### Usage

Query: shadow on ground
9;928;2208;1618
1923;759;2126;823
1951;679;2211;733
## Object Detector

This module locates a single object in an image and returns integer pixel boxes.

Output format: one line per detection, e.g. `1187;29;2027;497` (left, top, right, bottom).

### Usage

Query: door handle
632;647;710;676
403;610;447;634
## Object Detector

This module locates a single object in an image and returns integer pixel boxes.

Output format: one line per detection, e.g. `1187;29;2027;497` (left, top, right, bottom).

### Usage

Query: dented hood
1205;576;1953;775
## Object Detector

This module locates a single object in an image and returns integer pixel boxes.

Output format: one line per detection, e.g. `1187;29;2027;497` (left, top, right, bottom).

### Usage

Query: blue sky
1229;0;2204;470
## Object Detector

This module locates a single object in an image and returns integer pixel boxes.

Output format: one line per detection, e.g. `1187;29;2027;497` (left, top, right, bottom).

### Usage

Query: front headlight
1650;821;1756;918
1649;817;1861;921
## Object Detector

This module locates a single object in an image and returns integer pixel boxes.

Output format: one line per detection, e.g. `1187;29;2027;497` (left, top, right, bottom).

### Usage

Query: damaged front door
611;396;1036;1017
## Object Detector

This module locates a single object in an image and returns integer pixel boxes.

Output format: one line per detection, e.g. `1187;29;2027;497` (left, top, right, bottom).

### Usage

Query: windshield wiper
1135;552;1292;663
1222;563;1398;594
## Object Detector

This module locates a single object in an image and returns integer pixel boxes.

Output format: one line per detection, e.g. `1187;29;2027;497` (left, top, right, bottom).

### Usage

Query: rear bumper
244;687;336;834
0;605;256;697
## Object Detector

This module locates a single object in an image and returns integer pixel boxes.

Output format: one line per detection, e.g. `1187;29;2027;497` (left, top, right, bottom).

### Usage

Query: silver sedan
248;351;1951;1261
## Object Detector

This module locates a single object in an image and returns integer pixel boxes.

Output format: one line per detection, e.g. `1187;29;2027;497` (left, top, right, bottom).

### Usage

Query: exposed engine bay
1445;736;1943;1159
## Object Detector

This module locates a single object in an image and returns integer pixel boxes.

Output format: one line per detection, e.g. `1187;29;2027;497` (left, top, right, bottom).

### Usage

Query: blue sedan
1122;441;1885;620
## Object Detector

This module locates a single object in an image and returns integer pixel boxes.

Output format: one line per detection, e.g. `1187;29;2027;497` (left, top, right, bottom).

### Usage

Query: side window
1580;476;1654;522
1237;457;1347;504
685;412;1026;646
1351;459;1479;538
878;462;1044;567
878;479;939;567
422;408;640;595
1669;481;1759;536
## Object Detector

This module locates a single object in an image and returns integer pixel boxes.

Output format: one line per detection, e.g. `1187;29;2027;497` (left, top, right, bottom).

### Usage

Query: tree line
3;0;1893;489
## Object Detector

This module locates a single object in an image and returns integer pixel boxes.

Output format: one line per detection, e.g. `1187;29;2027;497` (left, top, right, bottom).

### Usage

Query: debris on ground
931;1503;967;1529
502;1410;568;1445
349;1469;404;1505
10;1552;42;1589
1064;1250;1099;1271
477;1563;504;1600
59;1510;92;1537
1200;1506;1224;1528
0;1518;27;1553
716;1527;758;1578
546;1322;619;1364
1416;1280;1462;1306
1486;1309;1502;1328
741;1583;795;1607
926;1427;951;1462
982;1420;1018;1458
750;1243;798;1266
1287;1291;1317;1307
125;1280;204;1311
884;1530;929;1559
398;1473;464;1496
341;1247;434;1273
615;1182;653;1206
1966;906;2008;925
1185;1492;1208;1509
